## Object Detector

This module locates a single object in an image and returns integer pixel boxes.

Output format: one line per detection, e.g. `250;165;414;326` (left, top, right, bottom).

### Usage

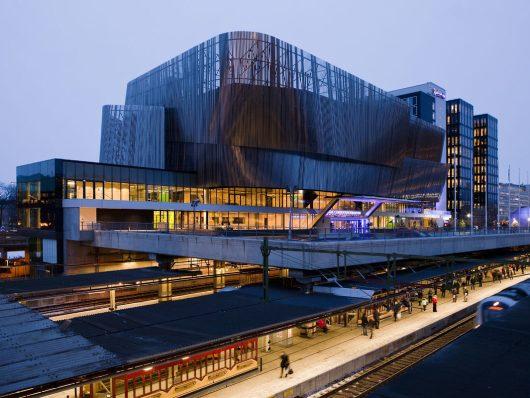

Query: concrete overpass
88;230;530;270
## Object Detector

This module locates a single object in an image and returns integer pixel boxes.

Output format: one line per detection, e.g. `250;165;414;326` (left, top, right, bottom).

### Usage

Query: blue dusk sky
1;0;529;183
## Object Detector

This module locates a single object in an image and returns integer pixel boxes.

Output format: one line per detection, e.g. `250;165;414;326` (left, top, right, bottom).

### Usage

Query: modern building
472;114;499;229
446;98;474;227
390;83;447;212
498;182;530;225
17;32;447;269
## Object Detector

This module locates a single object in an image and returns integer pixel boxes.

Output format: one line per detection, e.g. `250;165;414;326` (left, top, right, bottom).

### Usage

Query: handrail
80;221;530;241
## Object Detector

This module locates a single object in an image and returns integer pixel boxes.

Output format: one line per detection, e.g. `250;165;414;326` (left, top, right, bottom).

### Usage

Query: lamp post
191;199;200;234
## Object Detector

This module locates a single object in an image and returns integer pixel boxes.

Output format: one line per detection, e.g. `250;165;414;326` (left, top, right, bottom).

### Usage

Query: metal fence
80;221;530;241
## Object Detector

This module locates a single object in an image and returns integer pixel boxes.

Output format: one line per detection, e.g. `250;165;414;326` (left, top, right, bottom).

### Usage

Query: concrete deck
92;230;530;268
200;273;530;398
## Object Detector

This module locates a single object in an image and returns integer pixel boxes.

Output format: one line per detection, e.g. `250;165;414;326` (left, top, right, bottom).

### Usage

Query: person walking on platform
470;276;476;290
452;289;457;303
508;267;514;280
373;307;380;329
279;352;290;378
432;294;438;312
464;288;469;302
361;312;369;335
421;297;427;311
478;272;483;287
441;283;446;298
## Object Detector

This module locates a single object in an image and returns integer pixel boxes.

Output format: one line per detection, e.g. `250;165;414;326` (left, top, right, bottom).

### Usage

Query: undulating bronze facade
101;31;446;200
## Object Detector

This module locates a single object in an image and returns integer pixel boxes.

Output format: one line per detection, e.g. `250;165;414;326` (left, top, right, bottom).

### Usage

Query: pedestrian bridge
87;230;530;269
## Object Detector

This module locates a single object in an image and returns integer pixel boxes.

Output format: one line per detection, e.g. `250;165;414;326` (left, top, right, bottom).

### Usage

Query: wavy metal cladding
124;31;445;199
100;105;165;169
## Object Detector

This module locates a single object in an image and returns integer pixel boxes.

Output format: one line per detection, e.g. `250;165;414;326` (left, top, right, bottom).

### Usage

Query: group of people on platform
280;264;524;378
357;264;523;339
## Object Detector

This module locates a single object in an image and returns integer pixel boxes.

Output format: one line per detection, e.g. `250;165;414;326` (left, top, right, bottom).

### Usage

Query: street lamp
191;199;200;234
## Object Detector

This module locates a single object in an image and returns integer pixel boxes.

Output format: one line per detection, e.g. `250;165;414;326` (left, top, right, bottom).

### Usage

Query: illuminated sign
432;88;446;99
326;210;362;217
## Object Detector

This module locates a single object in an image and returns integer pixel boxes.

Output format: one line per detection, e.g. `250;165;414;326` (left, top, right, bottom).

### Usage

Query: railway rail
312;314;475;398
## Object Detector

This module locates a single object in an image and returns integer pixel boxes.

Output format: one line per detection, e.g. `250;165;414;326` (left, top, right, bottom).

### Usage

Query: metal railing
80;221;530;241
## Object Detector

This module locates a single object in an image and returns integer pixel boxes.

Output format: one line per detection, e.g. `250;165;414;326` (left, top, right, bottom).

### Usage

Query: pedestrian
452;289;457;303
316;318;328;333
421;297;427;311
373;307;380;329
478;273;483;287
428;290;433;303
501;267;506;279
432;294;438;312
361;312;368;335
509;268;513;280
464;288;469;302
393;302;401;321
441;283;446;298
280;352;290;378
470;276;476;290
368;318;375;339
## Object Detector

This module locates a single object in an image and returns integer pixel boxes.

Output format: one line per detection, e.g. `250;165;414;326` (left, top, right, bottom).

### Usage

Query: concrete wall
271;304;478;398
91;231;530;269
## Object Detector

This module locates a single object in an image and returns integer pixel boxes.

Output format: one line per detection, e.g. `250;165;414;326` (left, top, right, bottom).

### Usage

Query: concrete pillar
109;289;116;311
271;328;293;347
259;334;271;353
213;261;225;291
158;278;172;302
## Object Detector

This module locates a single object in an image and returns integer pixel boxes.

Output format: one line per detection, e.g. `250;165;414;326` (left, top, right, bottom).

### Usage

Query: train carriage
77;338;259;398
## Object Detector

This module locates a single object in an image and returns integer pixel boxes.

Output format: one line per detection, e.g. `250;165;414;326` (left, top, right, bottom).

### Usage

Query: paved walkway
202;272;530;398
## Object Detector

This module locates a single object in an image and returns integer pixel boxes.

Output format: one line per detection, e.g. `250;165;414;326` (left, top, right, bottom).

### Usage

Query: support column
259;334;271;353
158;278;172;302
261;238;271;302
213;261;225;291
109;289;116;311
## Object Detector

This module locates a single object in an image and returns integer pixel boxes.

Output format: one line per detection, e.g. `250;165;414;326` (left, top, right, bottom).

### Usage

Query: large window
95;182;103;200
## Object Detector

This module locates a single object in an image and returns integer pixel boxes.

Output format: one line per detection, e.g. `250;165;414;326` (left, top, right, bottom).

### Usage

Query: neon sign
432;88;446;99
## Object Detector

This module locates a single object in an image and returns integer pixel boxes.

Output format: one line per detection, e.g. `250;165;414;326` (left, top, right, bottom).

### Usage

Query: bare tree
0;182;16;228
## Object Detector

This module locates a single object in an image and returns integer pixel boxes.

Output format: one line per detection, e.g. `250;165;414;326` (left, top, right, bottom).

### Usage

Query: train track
313;314;476;398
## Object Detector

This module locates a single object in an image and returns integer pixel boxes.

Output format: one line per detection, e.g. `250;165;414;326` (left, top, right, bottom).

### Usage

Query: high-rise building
473;114;498;228
390;83;447;212
498;182;530;225
446;99;474;227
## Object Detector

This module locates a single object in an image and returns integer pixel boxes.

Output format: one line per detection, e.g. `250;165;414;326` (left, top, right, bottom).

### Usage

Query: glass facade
446;99;474;225
473;114;498;228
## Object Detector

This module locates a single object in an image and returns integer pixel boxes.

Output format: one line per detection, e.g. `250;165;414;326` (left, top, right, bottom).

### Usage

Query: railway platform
201;273;530;398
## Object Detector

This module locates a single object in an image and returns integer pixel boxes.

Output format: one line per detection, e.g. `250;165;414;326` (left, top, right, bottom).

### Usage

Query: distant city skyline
1;0;529;183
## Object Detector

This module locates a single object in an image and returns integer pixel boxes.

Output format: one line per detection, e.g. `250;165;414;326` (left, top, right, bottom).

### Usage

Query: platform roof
0;267;198;296
369;296;530;398
350;260;484;291
0;294;120;397
69;286;367;363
